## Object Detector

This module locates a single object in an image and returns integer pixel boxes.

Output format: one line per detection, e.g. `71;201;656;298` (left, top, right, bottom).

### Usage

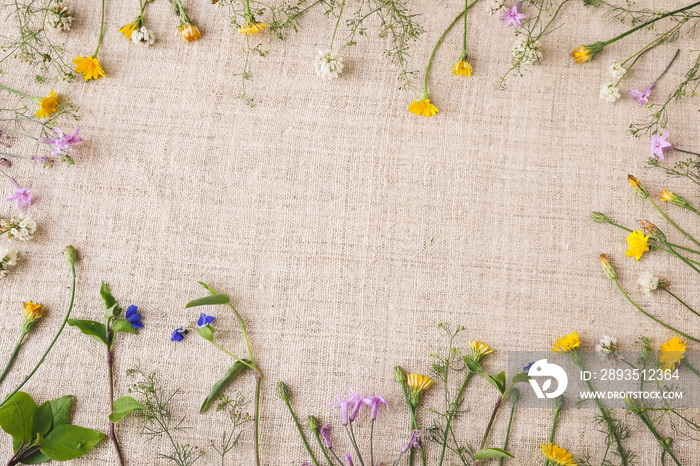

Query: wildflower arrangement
66;283;146;466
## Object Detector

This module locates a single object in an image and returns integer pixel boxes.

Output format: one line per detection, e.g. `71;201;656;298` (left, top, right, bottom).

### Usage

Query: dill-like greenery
212;391;252;466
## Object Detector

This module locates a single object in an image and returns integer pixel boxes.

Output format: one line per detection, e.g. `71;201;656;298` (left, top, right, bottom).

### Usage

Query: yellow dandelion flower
551;332;580;353
452;60;472;76
659;336;686;372
625;229;650;261
118;21;139;39
178;23;201;42
22;301;45;321
408;98;438;118
469;341;493;361
35;90;58;118
540;443;576;466
407;374;433;392
238;21;267;35
571;42;604;64
73;55;105;81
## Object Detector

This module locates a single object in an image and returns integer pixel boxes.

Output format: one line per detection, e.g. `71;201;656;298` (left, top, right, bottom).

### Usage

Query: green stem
674;148;700;157
461;0;468;54
684;360;700;379
0;330;28;385
498;399;517;466
662;287;700;319
345;422;365;466
0;85;37;102
0;261;76;409
636;411;681;466
329;0;345;50
602;2;700;47
208;340;256;371
665;243;700;275
314;430;337;466
438;370;473;466
253;374;261;466
655;49;680;83
648;199;700;249
614;279;700;343
654;245;700;265
283;399;319;466
225;303;258;372
94;0;107;56
474;395;502;465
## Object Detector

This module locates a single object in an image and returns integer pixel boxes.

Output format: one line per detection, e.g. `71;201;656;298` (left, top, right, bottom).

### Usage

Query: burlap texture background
1;0;699;464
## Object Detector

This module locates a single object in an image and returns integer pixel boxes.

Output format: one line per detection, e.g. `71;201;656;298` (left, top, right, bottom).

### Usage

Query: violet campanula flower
328;395;353;425
500;2;526;27
401;430;423;454
362;395;389;421
345;454;354;466
629;83;654;105
171;326;188;341
650;133;673;160
30;155;50;165
319;424;332;448
125;304;144;329
6;179;31;210
197;313;215;327
348;390;365;422
38;126;82;155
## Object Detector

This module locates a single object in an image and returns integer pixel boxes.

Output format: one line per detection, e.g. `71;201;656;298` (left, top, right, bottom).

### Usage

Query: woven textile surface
1;0;699;464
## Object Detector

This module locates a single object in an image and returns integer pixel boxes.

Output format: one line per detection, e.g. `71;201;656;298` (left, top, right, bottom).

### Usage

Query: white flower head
46;5;73;32
484;0;505;15
0;245;18;278
314;50;344;79
7;214;37;241
599;83;621;103
637;272;661;294
609;60;627;80
131;26;155;46
511;38;542;65
596;335;618;361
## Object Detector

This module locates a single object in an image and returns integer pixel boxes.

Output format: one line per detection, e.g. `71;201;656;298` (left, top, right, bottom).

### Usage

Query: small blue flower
171;326;188;342
197;313;215;327
126;305;144;329
523;362;534;373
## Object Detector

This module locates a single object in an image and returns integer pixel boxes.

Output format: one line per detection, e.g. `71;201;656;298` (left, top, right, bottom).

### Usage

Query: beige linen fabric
1;0;699;464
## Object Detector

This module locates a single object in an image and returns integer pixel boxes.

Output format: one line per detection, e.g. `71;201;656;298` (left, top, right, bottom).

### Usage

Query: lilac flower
6;179;31;210
319;424;332;449
302;463;311;466
401;430;423;454
125;304;144;329
30;155;50;165
171;326;188;342
328;395;353;425
197;313;215;327
362;395;389;421
500;2;526;27
650;133;673;160
629;83;654;105
345;454;354;466
38;126;82;155
348;390;364;422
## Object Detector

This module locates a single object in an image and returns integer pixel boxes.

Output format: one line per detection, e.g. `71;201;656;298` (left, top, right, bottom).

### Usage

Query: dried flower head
637;272;661;294
314;50;344;79
639;220;667;244
46;5;73;31
600;254;617;280
627;175;649;199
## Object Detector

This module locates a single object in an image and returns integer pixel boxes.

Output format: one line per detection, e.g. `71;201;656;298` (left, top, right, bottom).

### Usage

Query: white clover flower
511;38;542;65
599;83;621;103
46;5;73;32
596;335;618;361
637;272;661;294
609;60;627;80
484;0;505;15
131;26;155;46
0;246;18;278
314;50;344;79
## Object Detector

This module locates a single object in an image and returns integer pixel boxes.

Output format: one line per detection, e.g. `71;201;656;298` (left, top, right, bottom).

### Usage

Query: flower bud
509;387;520;405
21;301;45;333
307;415;319;433
64;245;77;265
276;381;291;402
660;189;689;209
628;175;649;199
600;254;617;280
554;394;565;412
590;212;610;223
640;220;667;244
394;366;406;385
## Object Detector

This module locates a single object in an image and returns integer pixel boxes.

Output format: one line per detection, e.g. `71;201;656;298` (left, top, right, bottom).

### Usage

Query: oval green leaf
31;402;53;438
200;360;250;413
186;294;230;308
112;319;137;336
109;396;146;423
0;392;37;443
474;448;515;460
100;282;117;310
40;425;107;461
48;396;73;428
66;319;107;346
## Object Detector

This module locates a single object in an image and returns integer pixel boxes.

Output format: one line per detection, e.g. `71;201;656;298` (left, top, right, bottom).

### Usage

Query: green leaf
200;360;250;413
40;425;106;461
197;325;215;342
474;448;515;460
0;392;37;443
492;371;507;393
109;396;146;423
186;294;230;308
511;372;530;385
48;396;73;428
100;281;117;310
104;303;118;321
31;402;52;438
198;281;218;295
112;319;137;336
12;439;50;464
66;319;107;346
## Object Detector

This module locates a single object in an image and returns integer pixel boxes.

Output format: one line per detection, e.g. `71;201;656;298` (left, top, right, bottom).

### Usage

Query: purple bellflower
362;395;389;421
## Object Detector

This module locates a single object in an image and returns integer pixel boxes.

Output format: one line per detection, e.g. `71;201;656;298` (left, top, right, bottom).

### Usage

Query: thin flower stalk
474;395;503;465
437;369;474;466
498;388;519;466
277;383;320;466
543;396;564;466
661;287;700;319
625;397;681;465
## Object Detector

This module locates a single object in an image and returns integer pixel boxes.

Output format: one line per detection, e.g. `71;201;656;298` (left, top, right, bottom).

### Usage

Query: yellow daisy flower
73;55;106;81
452;60;472;76
540;443;576;465
178;23;201;42
119;21;139;39
469;341;493;361
571;42;604;64
408;98;438;118
22;301;45;321
238;21;267;35
407;374;433;392
625;229;650;261
35;90;58;118
551;332;580;353
659;336;686;372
